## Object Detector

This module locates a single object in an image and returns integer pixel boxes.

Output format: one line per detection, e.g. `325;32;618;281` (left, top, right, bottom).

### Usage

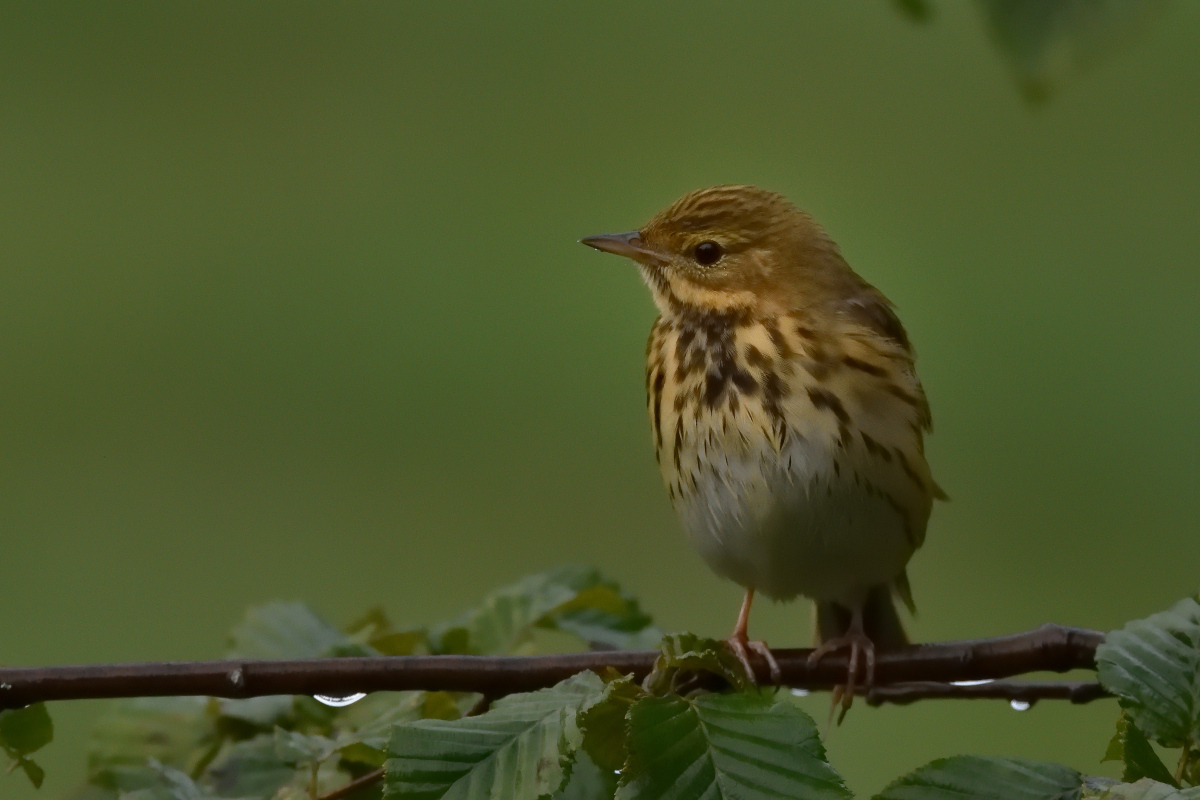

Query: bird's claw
727;636;782;685
807;631;876;726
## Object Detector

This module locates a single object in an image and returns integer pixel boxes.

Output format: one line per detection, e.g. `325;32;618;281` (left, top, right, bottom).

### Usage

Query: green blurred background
2;2;1198;796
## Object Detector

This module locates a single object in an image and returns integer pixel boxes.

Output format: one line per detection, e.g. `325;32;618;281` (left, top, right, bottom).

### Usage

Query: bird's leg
726;588;781;684
807;606;875;725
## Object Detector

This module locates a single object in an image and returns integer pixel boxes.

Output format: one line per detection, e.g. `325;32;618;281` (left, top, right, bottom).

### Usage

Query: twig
0;624;1104;711
318;768;381;800
863;679;1109;706
315;694;490;800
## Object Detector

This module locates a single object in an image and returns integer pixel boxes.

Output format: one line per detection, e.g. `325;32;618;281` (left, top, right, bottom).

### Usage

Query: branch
0;623;1105;711
863;679;1109;706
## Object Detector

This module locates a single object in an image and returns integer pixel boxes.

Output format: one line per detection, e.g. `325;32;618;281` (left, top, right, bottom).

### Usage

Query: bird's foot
727;634;782;685
807;631;875;726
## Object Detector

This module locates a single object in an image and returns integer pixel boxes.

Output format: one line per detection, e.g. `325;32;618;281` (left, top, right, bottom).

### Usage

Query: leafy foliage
1104;714;1177;787
384;672;604;800
894;0;1168;102
1096;597;1200;749
0;703;53;788
874;756;1084;800
429;565;661;654
7;570;1200;800
978;0;1167;102
617;693;850;800
641;634;754;695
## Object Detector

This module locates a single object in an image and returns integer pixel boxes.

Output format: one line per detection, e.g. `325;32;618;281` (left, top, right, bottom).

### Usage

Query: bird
581;185;943;714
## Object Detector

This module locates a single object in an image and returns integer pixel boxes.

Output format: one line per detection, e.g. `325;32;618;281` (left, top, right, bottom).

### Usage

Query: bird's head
582;185;851;318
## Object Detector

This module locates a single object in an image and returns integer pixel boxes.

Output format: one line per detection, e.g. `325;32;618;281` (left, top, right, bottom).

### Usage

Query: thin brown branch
863;679;1109;706
0;624;1104;711
318;768;382;800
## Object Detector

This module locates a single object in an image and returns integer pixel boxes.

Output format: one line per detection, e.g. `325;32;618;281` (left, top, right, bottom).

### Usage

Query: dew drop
1009;699;1031;711
790;688;810;697
314;693;367;707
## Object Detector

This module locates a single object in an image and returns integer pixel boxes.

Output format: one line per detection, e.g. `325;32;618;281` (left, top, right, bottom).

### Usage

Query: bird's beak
580;231;669;266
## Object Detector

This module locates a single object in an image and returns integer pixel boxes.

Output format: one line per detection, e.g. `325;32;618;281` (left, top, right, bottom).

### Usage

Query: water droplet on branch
314;693;366;707
1009;699;1031;711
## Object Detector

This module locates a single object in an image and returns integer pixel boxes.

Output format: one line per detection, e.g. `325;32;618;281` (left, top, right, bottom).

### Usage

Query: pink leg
727;589;782;683
807;606;875;725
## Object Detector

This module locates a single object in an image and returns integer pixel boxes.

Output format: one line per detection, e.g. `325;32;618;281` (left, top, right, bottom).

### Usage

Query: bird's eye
693;241;723;266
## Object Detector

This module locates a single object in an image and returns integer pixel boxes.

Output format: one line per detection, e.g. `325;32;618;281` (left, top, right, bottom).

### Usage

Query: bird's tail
813;581;910;649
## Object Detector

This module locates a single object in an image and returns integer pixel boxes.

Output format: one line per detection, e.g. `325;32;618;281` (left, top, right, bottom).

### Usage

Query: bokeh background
3;2;1198;797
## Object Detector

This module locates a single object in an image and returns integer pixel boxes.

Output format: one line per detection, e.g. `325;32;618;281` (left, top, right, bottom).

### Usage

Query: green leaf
552;584;660;651
892;0;933;23
346;607;431;656
579;676;643;772
430;566;660;655
119;760;243;800
616;692;850;800
273;728;338;766
977;0;1168;103
203;734;297;799
88;697;215;783
552;750;618;800
642;634;754;695
0;703;54;788
228;601;375;659
1096;596;1200;748
16;757;46;788
334;691;464;766
874;756;1083;800
1104;714;1177;787
383;671;606;799
0;703;53;755
1098;779;1200;800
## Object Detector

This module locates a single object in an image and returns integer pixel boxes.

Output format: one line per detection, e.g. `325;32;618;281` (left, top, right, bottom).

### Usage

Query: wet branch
0;624;1107;711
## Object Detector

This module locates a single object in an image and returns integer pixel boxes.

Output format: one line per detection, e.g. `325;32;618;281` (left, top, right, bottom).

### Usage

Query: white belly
674;435;915;606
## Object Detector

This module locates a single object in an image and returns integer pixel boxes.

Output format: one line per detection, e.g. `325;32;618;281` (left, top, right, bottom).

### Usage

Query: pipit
582;186;943;714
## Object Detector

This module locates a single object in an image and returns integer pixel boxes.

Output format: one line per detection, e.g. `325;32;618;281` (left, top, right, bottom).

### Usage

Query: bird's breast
643;310;935;603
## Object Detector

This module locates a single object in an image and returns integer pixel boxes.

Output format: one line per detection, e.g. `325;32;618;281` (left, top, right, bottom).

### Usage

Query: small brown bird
582;186;943;711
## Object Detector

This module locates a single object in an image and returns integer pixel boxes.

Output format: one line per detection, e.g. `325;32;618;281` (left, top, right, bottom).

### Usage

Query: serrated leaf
978;0;1168;102
88;697;214;780
430;566;659;655
552;585;660;651
642;633;753;695
119;760;244;800
383;672;606;800
1099;779;1200;800
552;750;618;800
617;692;850;800
1104;714;1177;787
203;734;297;799
273;728;338;766
874;756;1083;800
579;676;643;772
1096;596;1200;748
335;691;463;764
0;703;53;756
228;601;375;659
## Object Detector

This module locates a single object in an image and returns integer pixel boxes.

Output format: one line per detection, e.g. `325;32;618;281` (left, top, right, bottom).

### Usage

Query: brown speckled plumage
583;185;943;696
